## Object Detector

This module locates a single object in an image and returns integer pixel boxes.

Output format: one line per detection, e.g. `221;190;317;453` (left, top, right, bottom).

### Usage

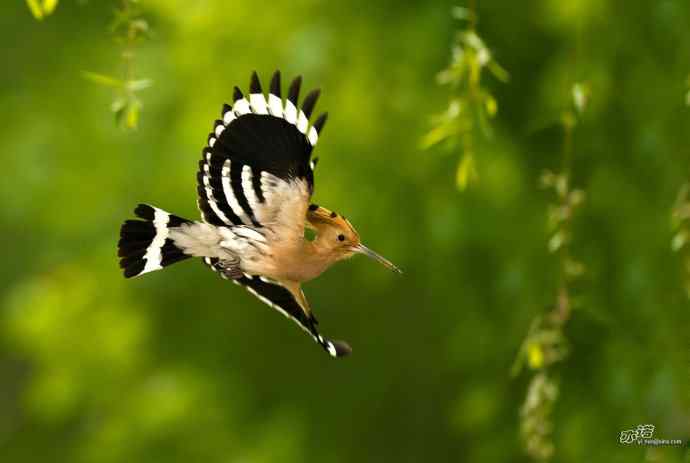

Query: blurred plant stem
671;183;690;299
27;0;151;128
421;2;508;190
83;0;152;129
512;83;588;462
671;80;690;297
25;0;58;20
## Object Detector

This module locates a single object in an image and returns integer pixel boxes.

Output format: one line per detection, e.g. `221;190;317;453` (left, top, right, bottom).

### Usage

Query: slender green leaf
456;153;477;190
42;0;58;14
488;60;509;83
82;71;124;88
485;95;497;117
672;231;687;252
420;125;451;150
25;0;43;20
126;79;153;92
548;232;564;253
125;100;142;129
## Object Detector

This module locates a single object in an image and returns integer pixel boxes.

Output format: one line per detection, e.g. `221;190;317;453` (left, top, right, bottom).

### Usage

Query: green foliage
25;0;58;20
81;72;153;129
422;5;508;190
674;80;690;295
671;183;690;297
542;170;585;261
29;0;151;129
82;0;152;129
520;371;558;461
513;83;588;461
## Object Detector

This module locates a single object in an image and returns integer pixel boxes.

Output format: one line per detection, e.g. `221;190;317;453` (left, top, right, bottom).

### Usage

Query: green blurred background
1;1;689;462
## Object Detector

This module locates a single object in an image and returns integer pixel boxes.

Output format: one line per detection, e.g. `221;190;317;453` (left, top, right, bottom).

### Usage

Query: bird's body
118;71;400;358
165;201;350;283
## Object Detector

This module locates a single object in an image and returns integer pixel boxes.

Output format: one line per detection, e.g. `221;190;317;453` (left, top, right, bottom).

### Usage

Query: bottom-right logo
619;424;685;447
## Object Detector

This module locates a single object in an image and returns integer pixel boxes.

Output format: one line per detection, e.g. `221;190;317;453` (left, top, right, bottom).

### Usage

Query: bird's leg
297;288;318;325
217;256;243;280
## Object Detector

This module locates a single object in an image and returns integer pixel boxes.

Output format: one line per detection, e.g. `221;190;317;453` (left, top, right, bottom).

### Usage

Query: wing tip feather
250;71;262;94
270;70;281;97
327;340;352;357
287;75;303;104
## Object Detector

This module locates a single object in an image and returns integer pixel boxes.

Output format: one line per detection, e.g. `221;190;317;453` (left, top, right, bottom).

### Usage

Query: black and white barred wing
205;258;351;358
197;71;328;230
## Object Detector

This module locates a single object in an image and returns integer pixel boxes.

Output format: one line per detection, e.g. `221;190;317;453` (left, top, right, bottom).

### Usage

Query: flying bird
117;71;401;358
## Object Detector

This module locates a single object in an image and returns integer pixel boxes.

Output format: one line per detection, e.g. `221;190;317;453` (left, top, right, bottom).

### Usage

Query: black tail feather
118;204;193;278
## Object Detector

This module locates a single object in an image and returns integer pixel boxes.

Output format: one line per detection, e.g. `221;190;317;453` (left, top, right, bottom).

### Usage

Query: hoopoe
118;71;401;358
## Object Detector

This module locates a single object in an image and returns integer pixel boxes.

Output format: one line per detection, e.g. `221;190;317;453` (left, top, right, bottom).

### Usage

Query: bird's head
306;204;402;273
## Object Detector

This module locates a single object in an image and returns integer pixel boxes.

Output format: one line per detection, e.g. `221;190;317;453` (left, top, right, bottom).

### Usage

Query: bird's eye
337;234;345;242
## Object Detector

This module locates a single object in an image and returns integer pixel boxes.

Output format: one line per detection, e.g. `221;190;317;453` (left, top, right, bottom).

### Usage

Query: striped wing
197;71;328;228
205;257;351;358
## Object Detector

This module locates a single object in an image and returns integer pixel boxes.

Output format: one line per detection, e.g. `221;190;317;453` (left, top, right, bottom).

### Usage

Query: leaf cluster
671;183;690;298
421;8;508;190
82;0;152;129
513;83;590;462
25;0;58;20
519;372;559;461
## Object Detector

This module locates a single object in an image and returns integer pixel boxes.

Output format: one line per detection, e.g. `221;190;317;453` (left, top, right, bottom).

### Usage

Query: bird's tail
118;204;194;278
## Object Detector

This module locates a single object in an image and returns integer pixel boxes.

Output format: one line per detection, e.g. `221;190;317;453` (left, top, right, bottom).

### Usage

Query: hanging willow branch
671;185;690;299
670;78;690;298
421;3;508;190
512;82;589;462
28;0;152;128
83;0;152;129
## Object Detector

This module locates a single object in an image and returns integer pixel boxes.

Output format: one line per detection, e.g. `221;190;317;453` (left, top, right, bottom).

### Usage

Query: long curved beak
353;244;403;274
